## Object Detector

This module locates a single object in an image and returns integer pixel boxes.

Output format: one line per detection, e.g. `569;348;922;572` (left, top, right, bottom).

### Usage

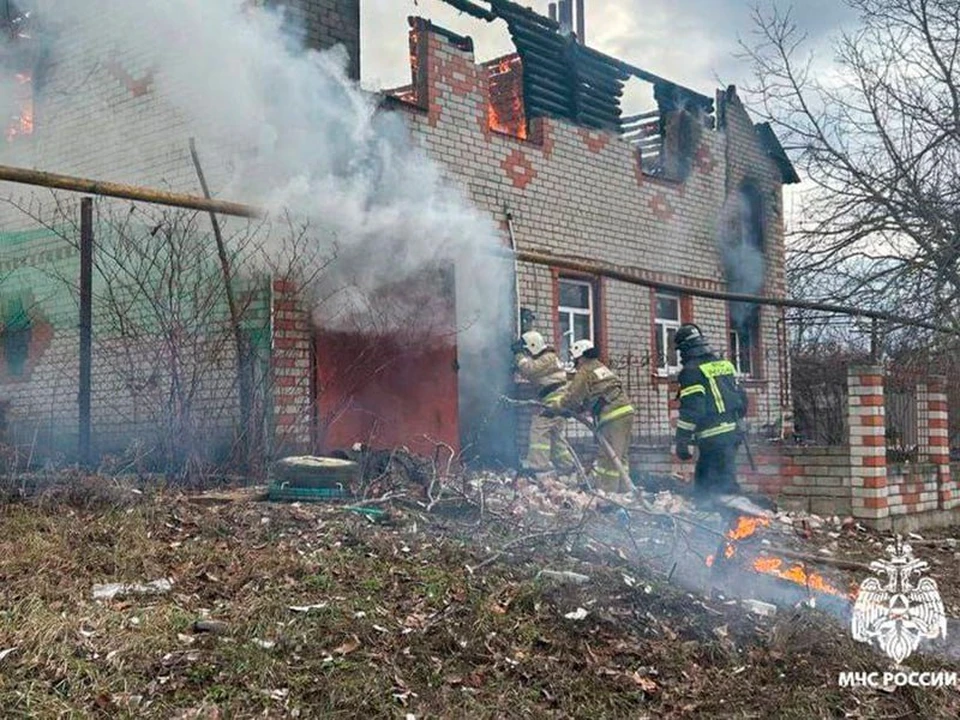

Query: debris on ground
92;578;174;600
1;471;959;718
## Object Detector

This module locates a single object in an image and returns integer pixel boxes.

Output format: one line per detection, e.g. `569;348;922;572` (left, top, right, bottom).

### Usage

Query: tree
742;0;960;341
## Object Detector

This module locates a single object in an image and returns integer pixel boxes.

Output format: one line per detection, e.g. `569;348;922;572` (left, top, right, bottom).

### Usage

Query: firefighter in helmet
512;330;576;476
553;339;635;494
673;323;760;511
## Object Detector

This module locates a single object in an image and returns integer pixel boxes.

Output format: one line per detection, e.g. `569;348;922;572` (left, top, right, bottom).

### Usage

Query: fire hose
504;205;521;337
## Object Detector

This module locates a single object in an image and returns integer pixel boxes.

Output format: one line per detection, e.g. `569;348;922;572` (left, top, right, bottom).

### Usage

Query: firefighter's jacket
675;354;747;445
515;350;568;408
558;358;635;426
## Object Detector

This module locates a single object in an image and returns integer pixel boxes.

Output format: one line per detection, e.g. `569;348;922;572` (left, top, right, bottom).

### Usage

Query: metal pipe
575;0;585;44
500;247;956;335
79;197;93;466
0;165;262;218
558;0;572;31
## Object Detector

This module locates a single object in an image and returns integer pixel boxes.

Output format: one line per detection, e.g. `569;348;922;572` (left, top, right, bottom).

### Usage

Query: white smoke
21;0;511;353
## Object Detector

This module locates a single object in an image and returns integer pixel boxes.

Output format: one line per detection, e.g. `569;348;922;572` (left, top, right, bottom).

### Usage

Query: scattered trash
192;620;228;634
0;647;17;662
332;636;361;655
252;638;276;650
289;603;328;613
536;569;590;585
92;578;173;601
742;599;777;618
563;608;589;621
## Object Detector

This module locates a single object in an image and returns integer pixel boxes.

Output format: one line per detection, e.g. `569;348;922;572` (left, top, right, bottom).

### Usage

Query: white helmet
570;339;594;360
521;330;547;356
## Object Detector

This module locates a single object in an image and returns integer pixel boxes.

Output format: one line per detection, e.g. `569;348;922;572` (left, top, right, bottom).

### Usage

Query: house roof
439;0;714;133
755;122;800;185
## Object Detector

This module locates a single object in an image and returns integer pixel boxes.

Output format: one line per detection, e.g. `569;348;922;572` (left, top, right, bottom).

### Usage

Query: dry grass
0;481;958;718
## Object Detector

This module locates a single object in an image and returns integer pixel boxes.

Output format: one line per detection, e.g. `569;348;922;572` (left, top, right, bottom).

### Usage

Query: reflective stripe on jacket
559;357;635;426
675;356;746;443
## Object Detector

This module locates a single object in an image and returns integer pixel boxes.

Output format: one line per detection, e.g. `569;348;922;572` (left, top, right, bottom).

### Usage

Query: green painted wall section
0;222;277;465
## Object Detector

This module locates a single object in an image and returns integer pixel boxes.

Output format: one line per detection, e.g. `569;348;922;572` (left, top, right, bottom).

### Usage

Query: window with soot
1;1;35;143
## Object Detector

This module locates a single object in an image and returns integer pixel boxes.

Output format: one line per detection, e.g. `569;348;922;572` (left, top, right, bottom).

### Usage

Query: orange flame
5;72;33;143
487;55;527;140
751;556;851;598
727;516;771;540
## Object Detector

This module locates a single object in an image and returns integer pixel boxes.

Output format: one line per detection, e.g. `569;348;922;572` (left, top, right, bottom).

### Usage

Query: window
557;278;595;365
654;292;681;375
729;304;759;376
2;2;34;143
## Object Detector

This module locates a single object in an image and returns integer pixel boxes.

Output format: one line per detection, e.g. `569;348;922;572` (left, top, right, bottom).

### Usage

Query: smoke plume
12;0;512;355
719;182;766;330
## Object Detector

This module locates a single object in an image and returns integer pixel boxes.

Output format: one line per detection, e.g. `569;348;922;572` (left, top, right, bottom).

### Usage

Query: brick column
847;365;889;525
271;278;313;455
919;376;958;509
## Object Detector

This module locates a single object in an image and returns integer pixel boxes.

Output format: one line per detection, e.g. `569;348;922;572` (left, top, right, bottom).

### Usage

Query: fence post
78;197;93;466
847;365;889;527
921;376;957;509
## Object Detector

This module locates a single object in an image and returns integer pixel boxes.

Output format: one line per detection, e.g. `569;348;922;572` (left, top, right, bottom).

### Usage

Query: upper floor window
739;182;764;254
2;2;35;143
729;304;760;377
654;292;681;376
557;277;595;365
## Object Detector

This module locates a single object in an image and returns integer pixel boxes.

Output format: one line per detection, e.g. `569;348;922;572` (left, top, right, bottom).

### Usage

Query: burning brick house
378;5;800;471
6;0;955;531
0;1;795;464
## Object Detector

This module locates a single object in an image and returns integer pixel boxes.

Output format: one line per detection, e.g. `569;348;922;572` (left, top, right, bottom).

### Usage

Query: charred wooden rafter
438;0;712;134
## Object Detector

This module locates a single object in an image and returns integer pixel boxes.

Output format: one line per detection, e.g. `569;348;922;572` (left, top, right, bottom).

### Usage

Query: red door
313;269;459;457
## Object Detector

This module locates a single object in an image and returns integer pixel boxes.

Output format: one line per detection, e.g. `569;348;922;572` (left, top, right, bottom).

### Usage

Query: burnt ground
0;475;959;719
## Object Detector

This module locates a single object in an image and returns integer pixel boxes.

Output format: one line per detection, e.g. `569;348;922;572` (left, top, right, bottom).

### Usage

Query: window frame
556;276;597;367
653;291;682;377
728;305;760;378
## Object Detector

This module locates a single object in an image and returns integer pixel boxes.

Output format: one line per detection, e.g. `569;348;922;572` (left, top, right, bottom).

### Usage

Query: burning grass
0;481;958;718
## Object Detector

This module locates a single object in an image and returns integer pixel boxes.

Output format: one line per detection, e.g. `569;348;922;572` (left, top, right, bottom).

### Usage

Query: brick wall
0;1;355;462
276;0;361;80
270;278;313;453
392;22;791;452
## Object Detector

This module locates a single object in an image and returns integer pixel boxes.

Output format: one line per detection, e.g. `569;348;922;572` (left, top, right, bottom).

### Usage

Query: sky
359;0;856;106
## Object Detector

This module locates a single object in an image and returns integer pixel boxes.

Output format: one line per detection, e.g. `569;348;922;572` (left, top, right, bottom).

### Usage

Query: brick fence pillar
920;376;958;509
271;278;313;455
847;365;889;525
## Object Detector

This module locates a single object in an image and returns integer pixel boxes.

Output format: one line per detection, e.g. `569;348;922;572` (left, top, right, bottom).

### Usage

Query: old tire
272;455;358;489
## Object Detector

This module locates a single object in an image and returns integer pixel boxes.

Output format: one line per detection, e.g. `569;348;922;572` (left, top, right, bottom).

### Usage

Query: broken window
557;277;595;364
729;305;760;377
654;292;681;376
739;182;764;254
2;1;35;143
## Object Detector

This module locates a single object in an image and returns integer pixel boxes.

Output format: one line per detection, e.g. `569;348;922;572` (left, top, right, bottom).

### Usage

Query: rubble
3;473;960;717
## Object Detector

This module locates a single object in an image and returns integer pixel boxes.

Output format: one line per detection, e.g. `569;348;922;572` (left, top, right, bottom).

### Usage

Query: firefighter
553;339;635;494
673;323;766;515
511;331;575;476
